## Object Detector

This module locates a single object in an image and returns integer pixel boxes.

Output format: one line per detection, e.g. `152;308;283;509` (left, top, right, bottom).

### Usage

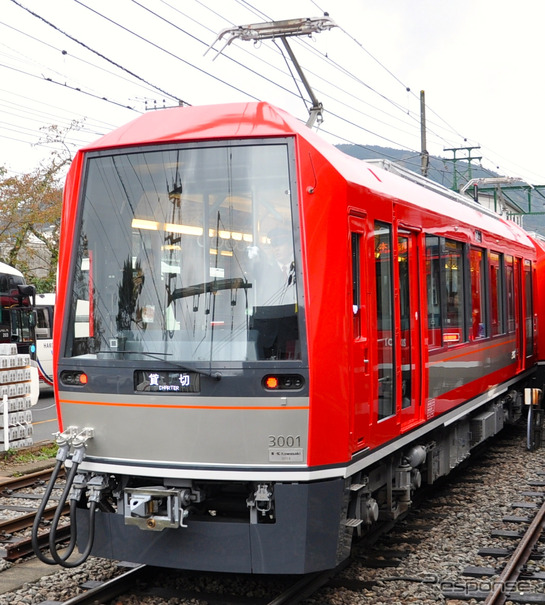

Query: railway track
298;424;545;605
31;562;350;605
442;471;545;604
0;424;543;605
0;466;69;561
0;463;354;604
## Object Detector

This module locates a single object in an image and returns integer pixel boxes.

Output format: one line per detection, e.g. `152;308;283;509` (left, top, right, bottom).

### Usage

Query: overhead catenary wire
336;23;467;142
0;18;178;105
220;0;468;160
260;14;468;153
72;0;260;104
0;96;111;137
125;0;297;100
1;0;542;184
207;3;430;151
0;61;137;112
4;0;461;159
227;2;510;178
9;0;188;107
70;0;422;153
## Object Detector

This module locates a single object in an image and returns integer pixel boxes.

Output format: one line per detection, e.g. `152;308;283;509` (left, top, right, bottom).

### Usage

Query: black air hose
31;441;72;565
48;444;90;566
52;500;98;568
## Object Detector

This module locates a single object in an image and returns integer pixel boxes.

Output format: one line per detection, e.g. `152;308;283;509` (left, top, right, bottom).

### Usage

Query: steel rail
484;496;545;605
0;467;61;490
53;564;149;605
0;502;68;535
267;559;351;605
2;523;71;560
0;467;69;561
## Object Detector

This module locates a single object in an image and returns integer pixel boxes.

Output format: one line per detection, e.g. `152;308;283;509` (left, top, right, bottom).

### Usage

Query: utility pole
444;146;482;192
420;90;429;178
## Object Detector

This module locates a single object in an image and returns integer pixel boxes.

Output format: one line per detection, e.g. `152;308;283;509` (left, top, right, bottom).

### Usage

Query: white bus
35;292;55;391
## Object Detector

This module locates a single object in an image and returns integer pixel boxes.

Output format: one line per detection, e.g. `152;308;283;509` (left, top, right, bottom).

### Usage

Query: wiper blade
169;277;251;304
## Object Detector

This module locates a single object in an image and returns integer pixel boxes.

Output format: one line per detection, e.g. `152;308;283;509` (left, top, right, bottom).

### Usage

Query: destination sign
134;370;200;393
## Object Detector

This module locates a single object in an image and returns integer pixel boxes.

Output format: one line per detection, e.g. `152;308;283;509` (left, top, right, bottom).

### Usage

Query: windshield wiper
168;276;251;304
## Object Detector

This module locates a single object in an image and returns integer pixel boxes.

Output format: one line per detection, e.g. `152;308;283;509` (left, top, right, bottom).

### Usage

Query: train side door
523;259;535;365
371;223;422;443
371;221;399;441
349;214;370;452
397;230;421;431
514;257;524;370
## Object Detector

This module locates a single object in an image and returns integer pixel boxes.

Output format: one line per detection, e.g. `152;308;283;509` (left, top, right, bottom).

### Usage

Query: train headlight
265;376;279;390
60;370;88;386
262;374;305;391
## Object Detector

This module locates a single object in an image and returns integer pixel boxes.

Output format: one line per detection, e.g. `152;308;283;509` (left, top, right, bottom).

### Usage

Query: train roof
81;102;533;252
82;102;306;151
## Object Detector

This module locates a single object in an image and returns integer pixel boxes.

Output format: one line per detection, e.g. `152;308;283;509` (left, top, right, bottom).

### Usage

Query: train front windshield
65;141;302;364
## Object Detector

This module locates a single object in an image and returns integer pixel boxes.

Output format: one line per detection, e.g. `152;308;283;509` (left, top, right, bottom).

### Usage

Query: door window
374;222;394;420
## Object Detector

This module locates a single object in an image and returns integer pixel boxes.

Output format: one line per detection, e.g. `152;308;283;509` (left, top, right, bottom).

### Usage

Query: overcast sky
2;0;545;185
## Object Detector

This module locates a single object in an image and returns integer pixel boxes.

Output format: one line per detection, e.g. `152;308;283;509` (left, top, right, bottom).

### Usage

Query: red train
35;102;542;573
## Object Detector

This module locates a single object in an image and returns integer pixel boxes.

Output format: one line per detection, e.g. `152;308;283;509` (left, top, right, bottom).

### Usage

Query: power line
0;99;106;138
0;61;137;112
73;0;268;103
9;0;188;106
115;1;443;163
126;0;295;99
225;1;459;155
199;1;424;152
0;85;119;132
0;18;172;103
8;0;422;160
3;1;543;184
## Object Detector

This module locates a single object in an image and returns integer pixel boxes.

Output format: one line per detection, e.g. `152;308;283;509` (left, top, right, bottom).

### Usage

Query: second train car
41;102;538;573
35;292;55;391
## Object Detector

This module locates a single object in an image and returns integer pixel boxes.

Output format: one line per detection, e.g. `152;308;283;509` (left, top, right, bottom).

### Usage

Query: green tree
0;123;77;292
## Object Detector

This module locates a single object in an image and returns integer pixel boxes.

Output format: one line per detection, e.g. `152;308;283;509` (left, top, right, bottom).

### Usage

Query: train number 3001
268;435;301;448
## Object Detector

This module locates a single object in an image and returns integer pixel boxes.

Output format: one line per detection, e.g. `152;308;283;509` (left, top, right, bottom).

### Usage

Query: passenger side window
489;252;505;336
426;236;466;348
351;232;361;339
505;255;516;333
469;247;486;339
524;260;533;356
374;222;394;420
426;236;442;348
443;240;465;344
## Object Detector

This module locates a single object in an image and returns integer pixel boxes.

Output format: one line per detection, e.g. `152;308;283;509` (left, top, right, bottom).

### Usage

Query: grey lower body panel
76;478;345;574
